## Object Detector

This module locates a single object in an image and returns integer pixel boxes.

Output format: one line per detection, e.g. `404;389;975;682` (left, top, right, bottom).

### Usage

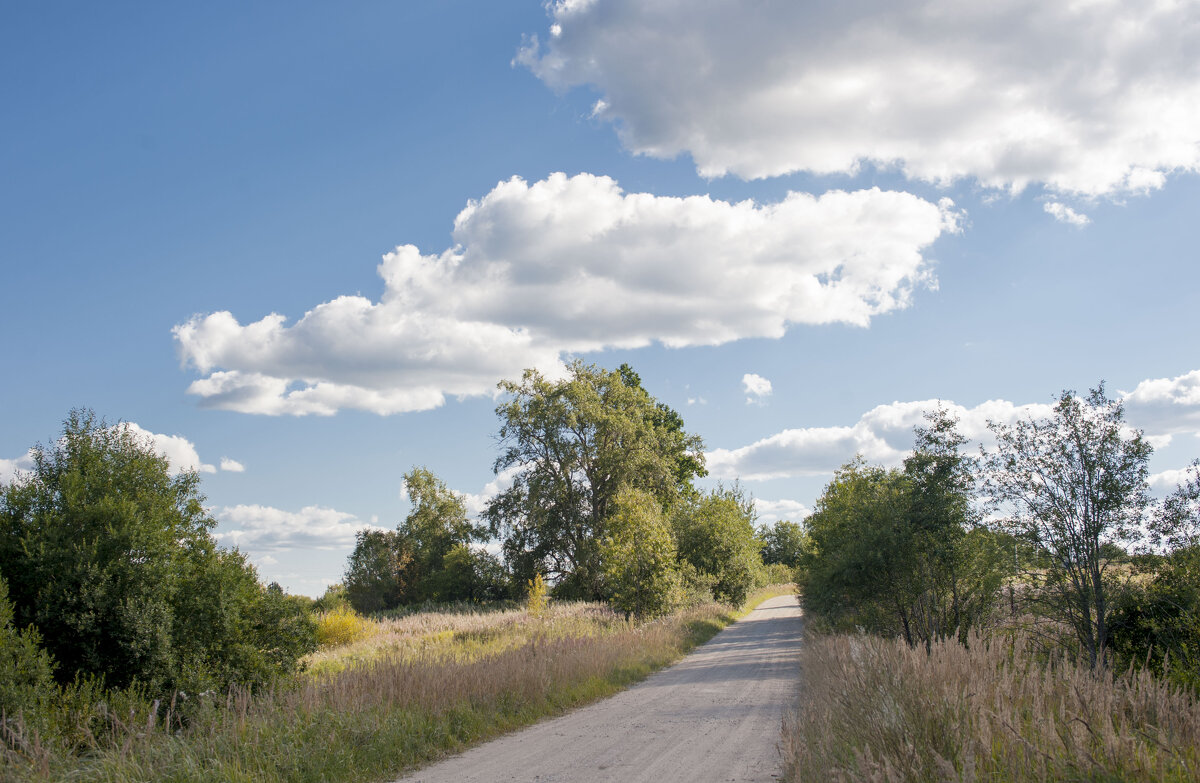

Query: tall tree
486;362;705;599
984;385;1152;668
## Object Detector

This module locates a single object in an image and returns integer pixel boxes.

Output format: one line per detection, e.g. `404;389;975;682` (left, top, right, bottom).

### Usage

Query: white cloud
123;422;216;475
215;504;381;554
520;0;1200;196
219;457;246;473
176;173;959;416
708;398;1054;480
755;498;812;524
456;465;522;517
1150;467;1195;492
709;368;1200;481
742;373;773;405
0;450;35;486
1043;202;1091;226
1122;369;1200;437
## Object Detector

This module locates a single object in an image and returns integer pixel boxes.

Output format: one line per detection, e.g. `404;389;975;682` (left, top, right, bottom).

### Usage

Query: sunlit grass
783;630;1200;783
3;587;792;783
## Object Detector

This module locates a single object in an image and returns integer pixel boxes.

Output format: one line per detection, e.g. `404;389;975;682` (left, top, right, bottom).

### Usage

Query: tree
344;530;409;614
758;520;808;568
800;410;1006;647
398;467;487;602
601;487;681;618
344;468;498;611
984;385;1152;668
672;484;761;606
486;362;705;599
0;409;316;694
800;459;918;639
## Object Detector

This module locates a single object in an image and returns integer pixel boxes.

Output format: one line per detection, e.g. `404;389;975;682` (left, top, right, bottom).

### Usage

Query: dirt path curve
392;594;803;783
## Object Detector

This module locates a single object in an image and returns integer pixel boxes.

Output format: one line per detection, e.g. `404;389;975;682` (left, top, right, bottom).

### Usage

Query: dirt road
392;594;803;783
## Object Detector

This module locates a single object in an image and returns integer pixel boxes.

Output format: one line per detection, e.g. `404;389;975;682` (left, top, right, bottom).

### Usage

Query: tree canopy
486;361;705;599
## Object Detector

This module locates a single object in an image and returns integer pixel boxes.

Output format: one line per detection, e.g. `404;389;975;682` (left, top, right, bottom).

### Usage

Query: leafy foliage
601;487;681;618
486;361;705;599
757;520;808;568
0;410;315;696
801;410;1007;646
984;385;1152;667
345;468;505;613
672;484;760;606
0;576;55;719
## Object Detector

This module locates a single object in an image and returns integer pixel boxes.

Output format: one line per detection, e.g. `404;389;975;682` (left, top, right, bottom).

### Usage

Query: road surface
392;594;803;783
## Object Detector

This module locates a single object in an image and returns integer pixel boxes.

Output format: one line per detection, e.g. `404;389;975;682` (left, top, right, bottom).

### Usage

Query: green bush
1110;546;1200;692
0;410;316;697
0;576;55;719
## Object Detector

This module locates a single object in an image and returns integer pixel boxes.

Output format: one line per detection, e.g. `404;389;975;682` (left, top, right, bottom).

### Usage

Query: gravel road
392;594;803;783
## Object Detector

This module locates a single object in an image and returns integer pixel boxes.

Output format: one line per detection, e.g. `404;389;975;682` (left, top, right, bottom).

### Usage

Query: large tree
486;362;705;599
984;385;1152;668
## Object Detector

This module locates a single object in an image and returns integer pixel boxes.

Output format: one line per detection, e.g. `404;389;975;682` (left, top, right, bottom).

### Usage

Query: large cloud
175;173;959;416
520;0;1200;195
710;369;1200;481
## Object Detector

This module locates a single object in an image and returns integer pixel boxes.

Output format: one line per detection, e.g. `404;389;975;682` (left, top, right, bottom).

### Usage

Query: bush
0;410;316;696
0;576;55;719
1110;545;1200;692
316;607;374;648
526;573;549;618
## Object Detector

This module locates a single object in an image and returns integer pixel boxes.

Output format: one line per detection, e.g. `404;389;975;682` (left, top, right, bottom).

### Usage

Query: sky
3;0;1200;597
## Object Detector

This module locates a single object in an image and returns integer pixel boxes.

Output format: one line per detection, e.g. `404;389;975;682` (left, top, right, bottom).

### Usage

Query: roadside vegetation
785;386;1200;782
0;362;797;781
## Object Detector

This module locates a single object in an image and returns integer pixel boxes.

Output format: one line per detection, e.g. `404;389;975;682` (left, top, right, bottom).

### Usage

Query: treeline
341;362;796;619
799;385;1200;687
0;361;796;743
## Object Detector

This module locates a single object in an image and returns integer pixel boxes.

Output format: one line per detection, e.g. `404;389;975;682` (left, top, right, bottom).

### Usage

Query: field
2;587;791;783
783;630;1200;783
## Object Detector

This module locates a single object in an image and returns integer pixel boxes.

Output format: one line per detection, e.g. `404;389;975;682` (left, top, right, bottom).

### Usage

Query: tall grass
2;588;790;782
783;631;1200;783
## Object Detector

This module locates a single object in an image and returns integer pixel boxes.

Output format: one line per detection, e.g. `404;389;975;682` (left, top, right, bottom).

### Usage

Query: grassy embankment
2;586;791;783
783;630;1200;783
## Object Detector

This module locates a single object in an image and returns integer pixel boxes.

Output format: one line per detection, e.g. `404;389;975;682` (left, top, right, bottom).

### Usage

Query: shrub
0;576;55;719
0;410;315;695
526;573;548;618
316;607;374;648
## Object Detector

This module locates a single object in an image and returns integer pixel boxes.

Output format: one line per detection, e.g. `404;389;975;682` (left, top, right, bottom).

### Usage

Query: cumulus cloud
0;450;35;486
520;0;1200;195
708;398;1054;480
122;423;216;475
743;373;773;405
1044;202;1090;226
176;173;959;416
215;504;381;554
755;498;812;524
1150;467;1196;492
710;368;1200;481
1122;369;1200;438
219;457;246;473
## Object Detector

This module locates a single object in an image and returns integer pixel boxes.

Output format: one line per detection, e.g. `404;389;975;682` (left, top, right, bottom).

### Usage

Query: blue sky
4;1;1200;596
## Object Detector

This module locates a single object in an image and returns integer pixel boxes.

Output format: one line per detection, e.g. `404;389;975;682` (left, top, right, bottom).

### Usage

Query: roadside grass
2;586;792;783
783;630;1200;783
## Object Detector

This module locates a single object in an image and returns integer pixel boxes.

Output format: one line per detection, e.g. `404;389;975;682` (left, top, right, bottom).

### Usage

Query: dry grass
2;588;792;783
783;631;1200;783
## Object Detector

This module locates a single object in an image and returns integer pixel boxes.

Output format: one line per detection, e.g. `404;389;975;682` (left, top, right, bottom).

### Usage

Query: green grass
2;587;792;783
